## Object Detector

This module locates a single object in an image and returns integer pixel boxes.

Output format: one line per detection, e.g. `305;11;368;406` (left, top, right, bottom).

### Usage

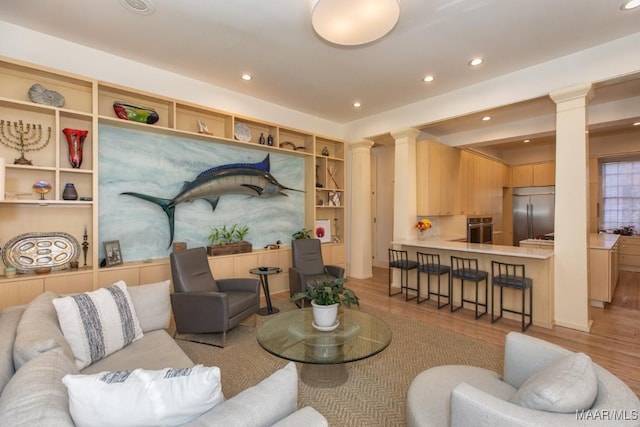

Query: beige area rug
176;303;504;427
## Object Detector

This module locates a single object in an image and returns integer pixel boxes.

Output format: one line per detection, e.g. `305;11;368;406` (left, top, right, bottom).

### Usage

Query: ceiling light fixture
353;101;362;108
523;139;530;143
241;74;253;81
468;57;483;67
310;0;400;46
423;75;434;83
119;0;155;15
621;0;640;10
633;121;640;126
482;116;491;121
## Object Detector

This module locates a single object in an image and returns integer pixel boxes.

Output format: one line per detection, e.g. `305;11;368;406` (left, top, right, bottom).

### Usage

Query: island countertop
392;237;554;260
589;233;620;250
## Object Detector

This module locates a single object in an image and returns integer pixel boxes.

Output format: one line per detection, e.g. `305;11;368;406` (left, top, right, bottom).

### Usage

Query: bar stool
491;261;533;331
388;249;419;301
416;252;450;308
450;256;488;319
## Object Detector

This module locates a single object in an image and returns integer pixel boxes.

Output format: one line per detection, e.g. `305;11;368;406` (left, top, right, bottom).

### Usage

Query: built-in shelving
0;56;346;306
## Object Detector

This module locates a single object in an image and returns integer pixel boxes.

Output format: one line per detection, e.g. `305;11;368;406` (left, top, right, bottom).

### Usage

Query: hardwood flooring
272;267;640;395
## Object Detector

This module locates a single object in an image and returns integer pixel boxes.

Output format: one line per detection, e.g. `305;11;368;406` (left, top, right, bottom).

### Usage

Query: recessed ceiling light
468;57;483;67
481;116;491;121
523;139;530;143
241;74;252;81
621;0;640;10
423;75;434;83
353;101;362;108
119;0;155;15
633;121;640;126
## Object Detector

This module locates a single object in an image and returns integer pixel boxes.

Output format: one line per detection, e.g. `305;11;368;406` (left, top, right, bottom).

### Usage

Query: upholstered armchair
407;332;640;426
289;239;345;306
170;247;260;346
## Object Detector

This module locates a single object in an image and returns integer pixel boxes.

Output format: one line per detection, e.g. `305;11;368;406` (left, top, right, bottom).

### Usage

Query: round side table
250;267;282;315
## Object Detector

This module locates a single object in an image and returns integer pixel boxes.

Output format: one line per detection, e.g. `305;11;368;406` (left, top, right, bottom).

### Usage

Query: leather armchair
289;239;345;305
170;247;260;346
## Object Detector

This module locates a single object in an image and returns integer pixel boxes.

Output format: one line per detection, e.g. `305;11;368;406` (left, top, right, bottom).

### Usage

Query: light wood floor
272;268;640;395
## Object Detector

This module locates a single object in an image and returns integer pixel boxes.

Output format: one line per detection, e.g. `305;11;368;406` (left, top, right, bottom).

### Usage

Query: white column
348;140;374;279
390;128;420;241
550;83;593;332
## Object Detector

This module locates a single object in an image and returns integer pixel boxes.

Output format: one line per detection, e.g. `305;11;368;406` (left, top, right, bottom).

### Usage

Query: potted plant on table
206;224;252;256
290;276;359;331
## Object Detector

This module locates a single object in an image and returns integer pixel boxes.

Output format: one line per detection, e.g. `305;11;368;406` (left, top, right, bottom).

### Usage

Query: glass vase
62;128;88;168
62;183;78;201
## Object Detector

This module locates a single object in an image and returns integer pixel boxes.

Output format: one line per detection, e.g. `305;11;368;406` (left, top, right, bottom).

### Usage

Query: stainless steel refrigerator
513;186;555;245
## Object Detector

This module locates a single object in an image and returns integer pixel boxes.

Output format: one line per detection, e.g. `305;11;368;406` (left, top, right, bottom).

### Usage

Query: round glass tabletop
257;308;391;365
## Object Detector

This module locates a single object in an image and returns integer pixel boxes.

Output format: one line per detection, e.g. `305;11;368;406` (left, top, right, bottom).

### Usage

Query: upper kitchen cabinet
416;140;458;216
509;162;555;187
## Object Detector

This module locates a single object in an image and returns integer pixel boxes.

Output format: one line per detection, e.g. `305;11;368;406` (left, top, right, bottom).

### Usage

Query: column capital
549;83;594;106
390;128;420;141
348;139;375;151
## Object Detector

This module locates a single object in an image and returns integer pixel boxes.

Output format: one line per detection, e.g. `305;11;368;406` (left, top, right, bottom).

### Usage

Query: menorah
0;119;52;165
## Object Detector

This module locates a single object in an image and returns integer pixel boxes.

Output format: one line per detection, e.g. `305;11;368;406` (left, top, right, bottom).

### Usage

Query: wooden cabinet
509;162;555;187
0;57;345;303
589;238;620;306
619;236;640;271
416;140;459;216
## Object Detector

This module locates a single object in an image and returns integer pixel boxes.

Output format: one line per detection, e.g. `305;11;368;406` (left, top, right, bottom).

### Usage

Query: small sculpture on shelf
32;181;52;200
0;120;52;165
113;102;159;124
267;134;274;146
62;183;78;201
259;133;266;145
28;83;65;107
82;227;89;267
62;128;88;168
321;146;330;156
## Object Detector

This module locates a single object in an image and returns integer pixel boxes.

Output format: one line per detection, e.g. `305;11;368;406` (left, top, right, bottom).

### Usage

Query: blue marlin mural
121;154;302;247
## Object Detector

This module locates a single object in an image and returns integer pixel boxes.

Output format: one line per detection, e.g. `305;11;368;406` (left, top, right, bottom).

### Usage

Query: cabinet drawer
619;254;640;267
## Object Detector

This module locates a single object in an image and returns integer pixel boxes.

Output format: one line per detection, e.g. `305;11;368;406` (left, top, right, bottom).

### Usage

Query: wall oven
467;217;493;244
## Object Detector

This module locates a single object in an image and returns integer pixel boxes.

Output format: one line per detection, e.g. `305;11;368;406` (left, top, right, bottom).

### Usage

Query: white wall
372;145;395;266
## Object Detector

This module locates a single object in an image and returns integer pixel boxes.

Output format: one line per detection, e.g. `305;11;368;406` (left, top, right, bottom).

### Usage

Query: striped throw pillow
53;281;143;369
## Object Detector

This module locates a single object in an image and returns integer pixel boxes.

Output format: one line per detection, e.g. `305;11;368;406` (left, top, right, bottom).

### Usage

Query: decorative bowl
34;267;52;275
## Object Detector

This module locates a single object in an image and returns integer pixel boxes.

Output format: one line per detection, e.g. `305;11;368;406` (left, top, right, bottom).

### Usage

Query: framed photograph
172;241;187;252
314;219;332;243
103;240;123;267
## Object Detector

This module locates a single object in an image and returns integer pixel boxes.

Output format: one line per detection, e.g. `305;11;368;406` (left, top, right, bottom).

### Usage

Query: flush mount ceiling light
119;0;155;15
468;57;483;67
311;0;400;46
241;74;253;81
353;101;362;108
481;116;491;121
423;75;435;83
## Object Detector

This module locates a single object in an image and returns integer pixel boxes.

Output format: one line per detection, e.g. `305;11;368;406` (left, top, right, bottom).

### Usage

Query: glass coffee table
257;308;392;387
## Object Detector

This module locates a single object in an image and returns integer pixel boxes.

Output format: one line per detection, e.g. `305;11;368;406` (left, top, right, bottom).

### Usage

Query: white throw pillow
52;280;143;369
127;280;171;332
509;352;598;413
63;365;224;427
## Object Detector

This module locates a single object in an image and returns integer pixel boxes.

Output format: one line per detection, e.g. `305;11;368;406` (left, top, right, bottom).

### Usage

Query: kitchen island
392;238;554;328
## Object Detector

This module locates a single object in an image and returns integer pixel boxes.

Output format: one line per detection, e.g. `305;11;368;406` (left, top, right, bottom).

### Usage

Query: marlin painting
121;154;301;247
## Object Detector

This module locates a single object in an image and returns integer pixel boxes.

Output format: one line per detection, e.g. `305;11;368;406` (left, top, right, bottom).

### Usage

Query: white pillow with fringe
52;280;143;369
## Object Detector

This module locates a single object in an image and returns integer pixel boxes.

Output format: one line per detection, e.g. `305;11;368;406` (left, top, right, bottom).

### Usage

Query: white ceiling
1;0;639;126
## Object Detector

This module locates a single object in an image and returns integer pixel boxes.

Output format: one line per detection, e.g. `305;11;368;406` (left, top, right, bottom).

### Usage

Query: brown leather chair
170;247;260;346
289;239;345;306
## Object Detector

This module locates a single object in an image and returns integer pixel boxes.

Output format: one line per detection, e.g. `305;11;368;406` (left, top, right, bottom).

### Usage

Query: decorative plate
2;232;80;273
28;83;65;107
234;122;252;142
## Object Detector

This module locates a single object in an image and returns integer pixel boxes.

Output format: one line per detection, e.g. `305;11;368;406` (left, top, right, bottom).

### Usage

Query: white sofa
407;331;640;427
0;281;327;426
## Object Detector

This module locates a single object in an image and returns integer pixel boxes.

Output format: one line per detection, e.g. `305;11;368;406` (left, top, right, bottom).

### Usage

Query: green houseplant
290;277;359;330
292;228;312;240
206;224;252;256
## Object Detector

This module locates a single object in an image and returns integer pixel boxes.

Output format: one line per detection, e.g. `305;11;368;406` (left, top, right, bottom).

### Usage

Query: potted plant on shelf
206;224;252;256
292;228;312;240
290;276;359;331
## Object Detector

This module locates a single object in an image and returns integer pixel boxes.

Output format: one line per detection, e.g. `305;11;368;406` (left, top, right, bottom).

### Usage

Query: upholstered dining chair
170;247;260;347
289;238;345;307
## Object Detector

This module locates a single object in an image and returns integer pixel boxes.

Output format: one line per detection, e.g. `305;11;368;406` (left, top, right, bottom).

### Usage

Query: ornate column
348;140;374;279
550;83;594;332
390;128;420;241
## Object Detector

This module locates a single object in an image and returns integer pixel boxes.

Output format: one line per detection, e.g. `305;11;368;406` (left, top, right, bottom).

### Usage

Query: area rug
176;303;504;426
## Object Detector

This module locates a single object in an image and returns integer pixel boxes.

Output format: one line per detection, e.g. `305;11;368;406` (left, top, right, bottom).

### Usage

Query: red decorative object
62;128;88;168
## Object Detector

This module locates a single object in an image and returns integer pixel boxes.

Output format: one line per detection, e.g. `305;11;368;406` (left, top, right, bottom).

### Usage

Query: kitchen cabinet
416;140;458;216
0;57;346;303
619;236;640;271
589;234;620;307
509;162;555;187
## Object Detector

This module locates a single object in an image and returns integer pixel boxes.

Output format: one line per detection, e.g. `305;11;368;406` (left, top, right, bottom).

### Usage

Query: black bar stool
491;261;533;331
416;252;450;308
388;249;419;301
450;256;488;319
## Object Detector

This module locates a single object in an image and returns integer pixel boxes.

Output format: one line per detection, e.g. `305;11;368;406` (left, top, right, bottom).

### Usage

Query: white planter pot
311;301;339;329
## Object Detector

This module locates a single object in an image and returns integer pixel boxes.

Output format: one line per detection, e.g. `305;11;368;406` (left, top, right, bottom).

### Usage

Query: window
601;160;640;232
